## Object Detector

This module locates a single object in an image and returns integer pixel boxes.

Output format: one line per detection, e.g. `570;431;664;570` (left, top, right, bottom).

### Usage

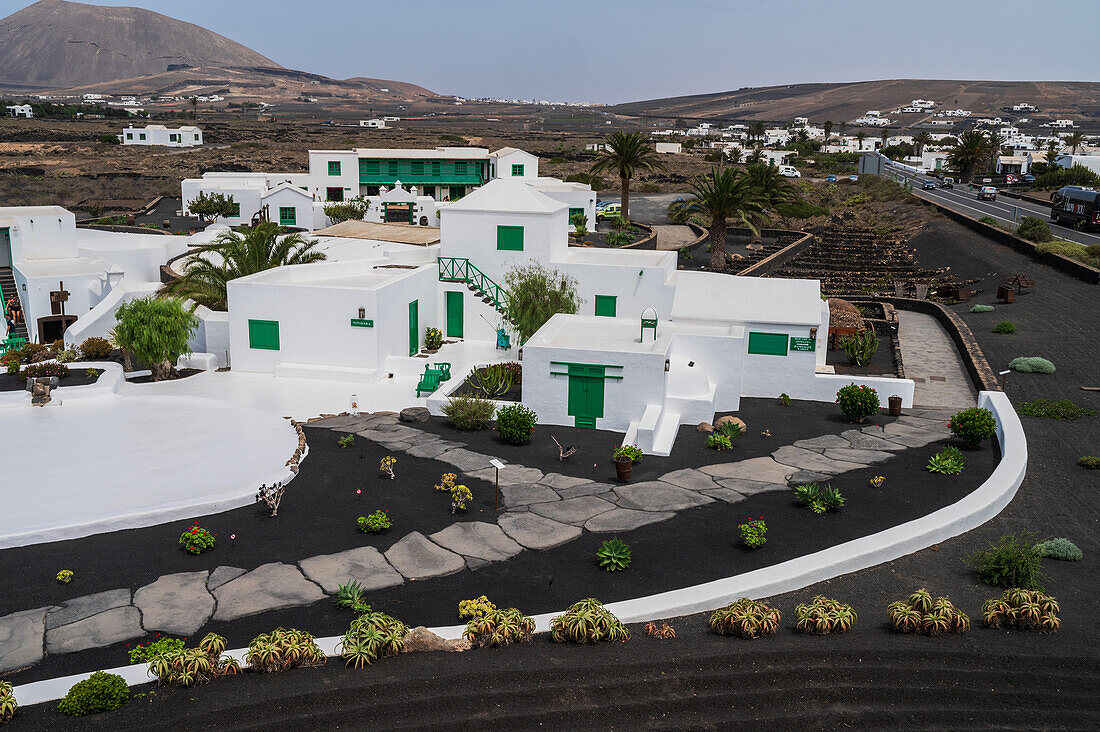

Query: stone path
0;407;956;674
652;224;699;251
897;311;977;407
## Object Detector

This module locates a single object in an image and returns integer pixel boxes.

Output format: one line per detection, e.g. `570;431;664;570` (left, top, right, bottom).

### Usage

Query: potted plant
612;444;642;483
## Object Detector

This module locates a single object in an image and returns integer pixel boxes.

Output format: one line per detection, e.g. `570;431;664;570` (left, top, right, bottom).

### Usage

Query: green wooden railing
437;257;509;312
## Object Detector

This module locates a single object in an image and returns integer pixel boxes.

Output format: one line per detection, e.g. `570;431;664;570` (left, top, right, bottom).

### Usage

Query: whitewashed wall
439;207;569;285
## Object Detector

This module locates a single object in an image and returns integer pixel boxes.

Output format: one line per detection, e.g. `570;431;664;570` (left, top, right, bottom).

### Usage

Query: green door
567;364;605;428
445;291;463;338
408;300;419;356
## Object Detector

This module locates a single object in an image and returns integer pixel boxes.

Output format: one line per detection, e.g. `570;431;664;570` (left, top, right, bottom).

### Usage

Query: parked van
778;165;801;178
1050;186;1100;230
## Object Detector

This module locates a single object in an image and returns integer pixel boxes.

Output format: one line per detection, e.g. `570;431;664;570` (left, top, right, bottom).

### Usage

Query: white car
778;165;801;178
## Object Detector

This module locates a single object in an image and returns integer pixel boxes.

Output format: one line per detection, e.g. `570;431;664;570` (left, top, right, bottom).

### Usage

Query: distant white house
655;141;682;154
6;104;32;118
360;119;386;129
121;125;203;147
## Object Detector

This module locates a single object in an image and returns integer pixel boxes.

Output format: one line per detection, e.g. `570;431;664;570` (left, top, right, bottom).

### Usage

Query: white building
359;119;386;129
1054;154;1100;175
1012;103;1038;112
1048;119;1075;128
6;104;32;118
655;141;682;154
121;125;203;147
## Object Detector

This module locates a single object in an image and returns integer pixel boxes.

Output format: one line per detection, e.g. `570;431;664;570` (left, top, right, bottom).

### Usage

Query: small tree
504;262;582;343
187;191;238;222
110;297;199;381
570;211;588;238
323;196;370;225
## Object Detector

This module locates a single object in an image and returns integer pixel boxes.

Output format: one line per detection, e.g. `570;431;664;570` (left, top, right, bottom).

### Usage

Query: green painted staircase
437;256;510;319
1;267;29;341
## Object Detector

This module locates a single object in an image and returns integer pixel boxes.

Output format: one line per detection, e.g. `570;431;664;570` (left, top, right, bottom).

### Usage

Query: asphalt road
884;163;1100;247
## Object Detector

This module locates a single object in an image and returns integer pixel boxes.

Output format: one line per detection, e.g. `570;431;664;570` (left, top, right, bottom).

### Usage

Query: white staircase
627;356;717;456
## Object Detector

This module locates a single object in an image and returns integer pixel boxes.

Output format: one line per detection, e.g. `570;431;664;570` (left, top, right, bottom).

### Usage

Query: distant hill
610;79;1100;125
0;0;281;88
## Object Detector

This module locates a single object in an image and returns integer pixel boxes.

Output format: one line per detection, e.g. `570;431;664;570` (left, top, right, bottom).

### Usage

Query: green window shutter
328;160;341;176
248;319;280;350
126;133;132;140
747;332;788;356
279;207;296;226
364;160;380;175
511;163;524;176
432;162;441;176
594;295;617;317
229;203;241;217
454;162;467;175
388;161;399;175
569;207;584;219
496;225;524;251
411;161;424;175
326;187;344;202
139;133;146;140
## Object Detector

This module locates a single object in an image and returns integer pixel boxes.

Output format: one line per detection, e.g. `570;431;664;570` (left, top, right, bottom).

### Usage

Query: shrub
379;455;396;478
322;195;369;224
111;297;198;381
337;433;355;448
79;336;114;360
795;596;857;634
57;671;130;716
2;358;18;375
715;420;745;439
56;348;80;363
887;589;970;635
21;361;69;381
1079;456;1100;470
835;383;880;422
612;444;643;463
927;445;965;474
128;636;185;664
458;595;496;620
424;327;442;350
991;321;1016;335
98;133;121;145
1034;538;1083;562
949;407;997;447
450;483;472;513
337;610;407;668
738;516;767;548
334;580;371;613
1018;399;1096;420
977;215;998;225
1015;216;1053;243
1036;240;1100;267
10;342;48;364
605;230;634;248
969;533;1043;589
464;607;535;648
840;329;879;366
442;394;495;430
357;509;392;533
246;628;326;673
146;634;240;688
504;262;581;342
794;482;845;513
178;524;215;554
775;199;829;218
496;403;537;445
56;569;73;584
969;304;994;313
706;433;733;450
983;588;1060;632
645;622;677;638
465;363;514;397
0;681;16;724
1008;356;1055;374
708;599;781;639
550;598;630;643
435;472;457;492
779;392;791;406
596;537;631;571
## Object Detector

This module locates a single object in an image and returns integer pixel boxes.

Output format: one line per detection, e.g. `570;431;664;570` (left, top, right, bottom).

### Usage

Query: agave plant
709;598;782;639
982;588;1061;633
596;538;632;571
198;632;227;659
339;610;409;667
908;588;934;614
795;595;857;634
465;607;536;648
248;628;326;673
889;589;969;636
0;681;17;724
549;599;630;644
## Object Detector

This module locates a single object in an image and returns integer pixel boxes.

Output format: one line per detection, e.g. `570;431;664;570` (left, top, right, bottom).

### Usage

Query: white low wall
12;391;1024;706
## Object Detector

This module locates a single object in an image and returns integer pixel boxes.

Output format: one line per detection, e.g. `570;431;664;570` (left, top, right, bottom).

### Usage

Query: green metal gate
551;362;623;429
408;300;419;356
445;291;463;338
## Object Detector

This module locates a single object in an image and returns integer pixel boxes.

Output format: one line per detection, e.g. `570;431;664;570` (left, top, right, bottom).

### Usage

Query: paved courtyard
896;310;977;407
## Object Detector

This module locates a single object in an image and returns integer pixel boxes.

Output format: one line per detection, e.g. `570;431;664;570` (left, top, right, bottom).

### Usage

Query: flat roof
308;147;490;160
525;314;671;354
671;272;822;326
312;220;441;245
558;248;674;268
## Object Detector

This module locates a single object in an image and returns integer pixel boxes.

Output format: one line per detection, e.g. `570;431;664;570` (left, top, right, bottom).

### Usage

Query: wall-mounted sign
790;337;816;352
350;318;374;328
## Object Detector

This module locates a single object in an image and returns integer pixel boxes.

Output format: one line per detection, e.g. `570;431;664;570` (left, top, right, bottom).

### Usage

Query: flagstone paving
0;407;959;673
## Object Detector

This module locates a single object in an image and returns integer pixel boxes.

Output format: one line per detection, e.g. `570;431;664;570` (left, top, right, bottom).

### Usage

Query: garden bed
125;368;204;384
0;368;102;392
829;319;900;378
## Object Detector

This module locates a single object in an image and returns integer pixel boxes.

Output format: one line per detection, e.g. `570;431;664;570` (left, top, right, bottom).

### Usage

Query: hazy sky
4;0;1099;102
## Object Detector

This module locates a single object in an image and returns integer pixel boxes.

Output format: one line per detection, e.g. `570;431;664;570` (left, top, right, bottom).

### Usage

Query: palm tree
160;222;326;310
855;131;866;151
1044;138;1061;165
684;167;766;271
823;120;834;147
1063;131;1086;154
879;127;890;149
985;131;1007;170
744;162;798;245
947;130;990;182
745;147;765;165
726;146;744;165
589;131;665;222
913;131;932;157
188;96;198;120
795;129;810;145
748;121;766;146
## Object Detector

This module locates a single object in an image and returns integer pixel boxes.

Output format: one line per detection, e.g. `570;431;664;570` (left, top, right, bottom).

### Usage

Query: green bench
415;362;451;397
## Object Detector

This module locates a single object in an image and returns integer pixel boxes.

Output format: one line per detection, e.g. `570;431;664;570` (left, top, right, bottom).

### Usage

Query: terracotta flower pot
614;456;633;483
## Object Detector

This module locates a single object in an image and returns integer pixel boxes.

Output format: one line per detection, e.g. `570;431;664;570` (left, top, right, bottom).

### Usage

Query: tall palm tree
1044;138;1061;165
855;131;866;151
745;147;765;165
947;130;990;182
744;162;797;246
1063;131;1086;154
879;127;890;149
985;131;1007;170
726;146;744;165
747;121;765;146
823;120;834;147
913;131;932;157
683;167;766;271
795;129;810;144
589;130;665;222
160;222;326;310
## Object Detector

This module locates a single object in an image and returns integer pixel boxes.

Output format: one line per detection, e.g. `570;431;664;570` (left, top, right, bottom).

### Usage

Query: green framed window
125;133;133;140
432;162;441;176
139;133;146;140
328;160;341;176
194;134;200;141
326;186;344;202
453;162;468;176
747;332;788;356
411;161;424;175
229;203;241;217
496;225;524;251
388;161;399;175
248;319;280;350
594;295;617;317
279;207;296;226
511;163;524;176
569;207;585;220
363;160;380;175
